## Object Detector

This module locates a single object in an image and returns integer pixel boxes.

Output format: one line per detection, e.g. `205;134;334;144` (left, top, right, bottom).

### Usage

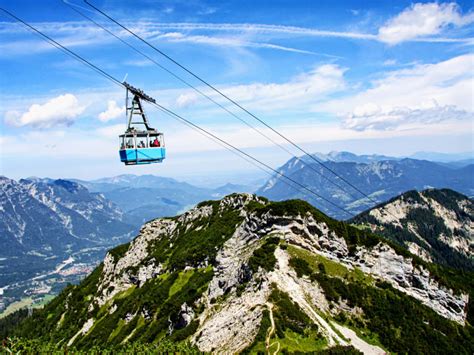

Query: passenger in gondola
138;141;145;148
152;137;160;147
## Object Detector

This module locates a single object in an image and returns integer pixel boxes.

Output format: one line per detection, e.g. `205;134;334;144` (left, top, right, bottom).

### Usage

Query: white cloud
161;63;347;113
382;59;397;66
98;101;125;122
4;94;85;128
320;54;474;131
123;59;154;67
343;102;473;131
378;2;474;44
0;21;342;58
139;21;472;43
197;7;217;15
150;32;320;55
322;54;474;132
2;118;471;165
219;64;346;110
139;22;377;40
2;53;471;167
1;15;471;59
95;124;126;138
176;93;199;108
0;21;111;56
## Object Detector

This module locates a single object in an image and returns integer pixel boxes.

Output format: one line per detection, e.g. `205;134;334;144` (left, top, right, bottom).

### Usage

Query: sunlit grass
287;245;373;285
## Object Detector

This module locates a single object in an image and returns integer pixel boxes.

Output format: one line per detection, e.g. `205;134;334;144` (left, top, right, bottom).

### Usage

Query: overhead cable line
0;7;355;218
83;0;381;207
63;0;361;202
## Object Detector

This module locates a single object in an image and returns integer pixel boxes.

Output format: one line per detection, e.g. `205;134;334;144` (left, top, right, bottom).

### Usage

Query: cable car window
147;133;160;147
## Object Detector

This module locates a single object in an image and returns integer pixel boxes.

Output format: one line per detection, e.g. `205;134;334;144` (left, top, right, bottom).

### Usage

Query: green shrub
316;345;363;354
289;257;313;278
269;288;318;337
248;237;279;273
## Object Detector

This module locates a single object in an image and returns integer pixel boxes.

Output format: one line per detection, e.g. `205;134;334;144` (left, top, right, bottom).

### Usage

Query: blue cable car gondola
119;82;166;165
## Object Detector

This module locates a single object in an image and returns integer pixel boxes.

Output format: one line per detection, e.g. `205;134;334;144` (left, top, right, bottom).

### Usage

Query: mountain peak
52;179;82;193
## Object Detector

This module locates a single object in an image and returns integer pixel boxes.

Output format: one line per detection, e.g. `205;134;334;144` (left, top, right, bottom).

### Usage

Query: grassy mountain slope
2;194;473;353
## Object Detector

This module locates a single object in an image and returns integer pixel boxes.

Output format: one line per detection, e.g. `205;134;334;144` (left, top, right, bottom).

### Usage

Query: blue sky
0;0;473;183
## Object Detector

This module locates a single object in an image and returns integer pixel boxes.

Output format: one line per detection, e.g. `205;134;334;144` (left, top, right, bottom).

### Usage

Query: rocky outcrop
352;189;474;272
94;219;175;307
352;244;468;323
195;281;269;352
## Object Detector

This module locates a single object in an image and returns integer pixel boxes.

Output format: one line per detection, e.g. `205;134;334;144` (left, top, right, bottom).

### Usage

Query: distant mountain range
0;177;132;260
73;174;254;225
409;151;474;163
307;150;473;167
0;176;137;313
257;151;474;219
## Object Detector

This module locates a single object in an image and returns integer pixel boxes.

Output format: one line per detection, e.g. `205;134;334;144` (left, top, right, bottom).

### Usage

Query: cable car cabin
119;82;166;165
119;131;165;165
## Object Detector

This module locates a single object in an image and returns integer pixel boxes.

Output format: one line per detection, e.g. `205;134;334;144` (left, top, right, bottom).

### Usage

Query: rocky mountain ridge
0;176;132;258
351;189;473;271
0;176;135;311
8;193;473;354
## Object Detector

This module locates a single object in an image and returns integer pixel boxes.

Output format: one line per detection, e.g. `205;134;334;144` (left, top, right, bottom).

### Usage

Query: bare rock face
250;209;468;324
352;244;468;323
174;303;195;330
207;216;264;300
94;218;175;307
190;202;469;352
194;281;270;353
407;242;433;262
269;248;344;346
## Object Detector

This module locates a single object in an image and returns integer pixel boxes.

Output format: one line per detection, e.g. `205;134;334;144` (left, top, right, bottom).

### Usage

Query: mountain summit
8;194;473;353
